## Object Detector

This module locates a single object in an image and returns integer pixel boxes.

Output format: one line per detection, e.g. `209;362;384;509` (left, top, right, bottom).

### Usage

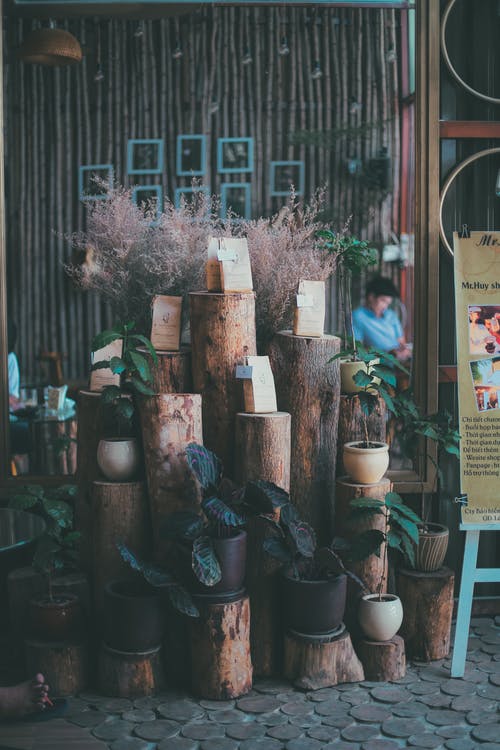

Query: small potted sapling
91;321;158;481
9;484;82;640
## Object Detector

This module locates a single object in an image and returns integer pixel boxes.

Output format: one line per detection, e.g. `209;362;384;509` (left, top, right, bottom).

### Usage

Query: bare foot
0;673;50;720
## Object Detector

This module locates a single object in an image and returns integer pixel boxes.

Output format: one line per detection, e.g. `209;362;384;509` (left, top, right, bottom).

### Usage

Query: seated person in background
8;320;32;464
352;276;412;362
8;320;21;410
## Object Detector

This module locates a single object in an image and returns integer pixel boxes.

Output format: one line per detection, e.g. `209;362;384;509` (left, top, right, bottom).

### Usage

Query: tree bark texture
397;567;455;661
356;634;406;681
337;394;387;475
267;331;341;542
138;393;203;559
234;411;291;491
91;480;151;616
99;643;165;698
189;594;253;699
24;639;88;697
284;628;365;690
189;292;257;476
140;346;193;394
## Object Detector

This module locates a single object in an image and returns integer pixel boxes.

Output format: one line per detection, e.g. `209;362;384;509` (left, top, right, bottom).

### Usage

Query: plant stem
346;269;357;359
378;505;389;601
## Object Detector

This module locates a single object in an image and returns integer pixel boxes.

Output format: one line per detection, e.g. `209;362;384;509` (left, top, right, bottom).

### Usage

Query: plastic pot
103;579;165;652
282;573;347;635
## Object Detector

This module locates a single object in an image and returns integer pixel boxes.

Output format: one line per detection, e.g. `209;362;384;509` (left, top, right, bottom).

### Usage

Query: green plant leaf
116;398;134;420
279;502;300;527
161;511;204;541
370;364;397;387
185;444;223;492
390;509;420;545
192;535;221;586
124;321;136;332
353;370;373;388
263;536;293;564
109;356;126;374
130;334;159;364
358;391;379;417
167;584;199;617
385;492;422;524
91;360;112;371
129;350;151;383
202;496;245;528
92;329;123;351
349;497;384;510
101;385;122;404
33;535;60;575
8;494;39;510
287;520;316;558
129;377;156;396
377;386;396;414
117;542;172;586
42;499;73;529
348;529;385;561
244;480;289;514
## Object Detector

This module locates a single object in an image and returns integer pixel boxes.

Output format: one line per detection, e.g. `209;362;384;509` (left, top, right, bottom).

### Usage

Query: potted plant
9;484;82;641
91;321;158;481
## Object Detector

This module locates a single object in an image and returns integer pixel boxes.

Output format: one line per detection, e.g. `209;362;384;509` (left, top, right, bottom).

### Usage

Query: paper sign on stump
206;237;253;293
242;355;278;413
150;295;182;351
293;280;325;337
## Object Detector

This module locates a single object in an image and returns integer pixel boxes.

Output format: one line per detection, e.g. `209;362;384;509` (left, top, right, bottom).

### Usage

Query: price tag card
243;355;278;413
235;365;253;379
219;238;253;292
150;295;182;351
89;339;123;392
293;280;325;337
206;237;222;292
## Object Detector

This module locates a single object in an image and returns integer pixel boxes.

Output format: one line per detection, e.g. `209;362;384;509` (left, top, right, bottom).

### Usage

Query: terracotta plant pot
358;593;403;641
97;437;141;482
343;441;389;484
340;359;380;395
416;523;449;572
282;573;347;635
103;579;165;652
183;531;247;595
29;592;82;641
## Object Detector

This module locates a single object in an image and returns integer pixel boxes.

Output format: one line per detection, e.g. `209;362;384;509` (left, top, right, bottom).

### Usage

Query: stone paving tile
341;723;380;741
239;738;284;750
362;741;401;750
225;722;267;739
134;720;182;742
110;739;156;750
157;739;198;750
287;738;324;750
200;738;238;750
407;733;444;748
92;720;138;741
157;700;206;722
236;696;282;713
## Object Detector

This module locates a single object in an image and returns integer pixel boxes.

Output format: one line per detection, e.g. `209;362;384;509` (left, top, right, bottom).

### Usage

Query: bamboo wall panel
4;7;402;381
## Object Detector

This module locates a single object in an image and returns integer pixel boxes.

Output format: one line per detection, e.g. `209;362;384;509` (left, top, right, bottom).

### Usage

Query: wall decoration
127;139;164;175
220;183;251;220
270;161;305;196
79;164;113;201
132;185;163;224
217;138;254;174
176;135;206;176
174;185;211;209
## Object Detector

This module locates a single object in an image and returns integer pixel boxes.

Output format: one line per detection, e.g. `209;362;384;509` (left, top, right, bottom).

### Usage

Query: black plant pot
103;579;165;652
282;573;347;635
181;531;247;595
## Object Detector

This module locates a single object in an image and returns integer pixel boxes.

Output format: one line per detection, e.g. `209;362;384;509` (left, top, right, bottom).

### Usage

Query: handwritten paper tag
243;355;278;413
150;295;182;351
293;280;325;337
206;238;222;292
89;339;123;392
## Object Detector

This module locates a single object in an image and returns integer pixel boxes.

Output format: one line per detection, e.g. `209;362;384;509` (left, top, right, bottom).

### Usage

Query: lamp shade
19;29;82;66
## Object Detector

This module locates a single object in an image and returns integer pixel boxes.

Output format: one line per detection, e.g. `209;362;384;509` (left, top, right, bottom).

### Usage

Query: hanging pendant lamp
19;27;82;66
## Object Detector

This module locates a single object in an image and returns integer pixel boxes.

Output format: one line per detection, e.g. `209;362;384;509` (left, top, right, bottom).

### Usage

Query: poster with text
454;230;500;524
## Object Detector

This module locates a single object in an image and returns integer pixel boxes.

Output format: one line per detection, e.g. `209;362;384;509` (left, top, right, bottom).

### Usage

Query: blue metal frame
176;135;206;177
220;182;251;220
127;139;164;175
79;164;113;201
132;185;163;225
217;137;254;175
174;185;211;209
270;160;305;197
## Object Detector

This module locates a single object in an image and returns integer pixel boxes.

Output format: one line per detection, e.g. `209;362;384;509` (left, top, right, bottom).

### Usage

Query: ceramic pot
29;592;82;641
340;359;379;394
97;437;141;482
103;579;164;652
358;593;403;641
416;523;449;572
282;573;347;635
183;531;247;595
343;441;389;484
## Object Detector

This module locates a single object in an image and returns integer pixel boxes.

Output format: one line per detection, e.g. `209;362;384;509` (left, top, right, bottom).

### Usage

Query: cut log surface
24;639;88;697
397;567;455;661
234;411;291;491
284;628;365;690
138;393;203;558
337;394;387;474
189;291;257;476
139;346;193;394
267;331;340;541
356;635;406;681
92;480;151;615
99;643;165;698
189;594;253;700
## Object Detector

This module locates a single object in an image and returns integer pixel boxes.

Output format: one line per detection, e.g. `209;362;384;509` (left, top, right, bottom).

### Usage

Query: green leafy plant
91;321;158;435
8;484;80;600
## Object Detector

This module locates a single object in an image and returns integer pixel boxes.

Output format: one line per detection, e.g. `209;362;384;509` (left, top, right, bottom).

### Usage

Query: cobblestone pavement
8;617;500;750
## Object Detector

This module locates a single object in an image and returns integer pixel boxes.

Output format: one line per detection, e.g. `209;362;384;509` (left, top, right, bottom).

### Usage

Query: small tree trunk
99;643;165;697
356;635;406;681
25;640;88;697
139;346;193;394
234;411;291;491
284;628;365;690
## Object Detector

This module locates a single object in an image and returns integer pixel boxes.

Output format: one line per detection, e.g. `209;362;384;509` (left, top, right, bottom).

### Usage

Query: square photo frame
174;186;211;213
220;182;251;220
127;139;164;175
270;160;305;196
132;185;163;225
217;137;254;174
176;135;206;176
79;164;113;201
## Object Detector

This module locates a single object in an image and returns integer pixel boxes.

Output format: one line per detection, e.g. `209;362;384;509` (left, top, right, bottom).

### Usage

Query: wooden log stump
189;593;252;699
234;411;291;491
356;635;406;681
139;346;192;394
52;572;91;622
92;480;151;615
284;627;364;690
7;567;45;636
138;393;203;559
24;639;88;696
397;567;455;661
267;331;340;541
99;643;165;697
189;291;257;476
337;395;387;475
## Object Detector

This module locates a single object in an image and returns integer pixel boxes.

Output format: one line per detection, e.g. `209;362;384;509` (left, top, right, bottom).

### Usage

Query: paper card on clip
293;280;326;337
243;355;277;413
89;339;123;392
150;295;182;351
206;237;222;292
219;238;253;293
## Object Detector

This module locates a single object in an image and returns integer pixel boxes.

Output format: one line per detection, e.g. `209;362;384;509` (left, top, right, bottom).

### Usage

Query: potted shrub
91;321;158;481
9;484;82;641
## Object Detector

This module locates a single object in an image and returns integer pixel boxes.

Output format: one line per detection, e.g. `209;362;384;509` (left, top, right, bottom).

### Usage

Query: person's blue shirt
352;305;403;352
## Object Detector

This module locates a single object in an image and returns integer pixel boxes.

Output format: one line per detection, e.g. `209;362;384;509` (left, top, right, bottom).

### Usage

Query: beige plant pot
416;523;449;572
358;593;403;642
343;441;389;484
340;359;380;394
97;437;141;482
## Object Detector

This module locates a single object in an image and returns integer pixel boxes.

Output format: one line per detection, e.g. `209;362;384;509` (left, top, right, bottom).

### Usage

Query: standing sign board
453;230;500;524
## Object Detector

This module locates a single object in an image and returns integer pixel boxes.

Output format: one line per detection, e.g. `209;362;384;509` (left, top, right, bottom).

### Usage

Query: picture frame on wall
174;185;211;212
220;182;251;220
217;137;254;174
176;135;206;176
127;138;164;175
270;160;305;196
79;164;113;201
132;185;163;224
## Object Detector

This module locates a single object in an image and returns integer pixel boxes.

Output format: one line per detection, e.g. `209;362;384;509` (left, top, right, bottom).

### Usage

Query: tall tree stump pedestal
25;639;88;696
234;411;291;490
140;346;192;394
284;626;364;690
397;567;455;661
356;635;406;681
98;643;165;697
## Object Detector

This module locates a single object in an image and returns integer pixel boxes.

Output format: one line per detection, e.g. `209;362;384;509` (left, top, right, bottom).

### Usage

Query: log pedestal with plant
99;643;165;697
25;639;88;696
397;566;455;661
284;627;364;690
355;634;406;681
268;331;340;541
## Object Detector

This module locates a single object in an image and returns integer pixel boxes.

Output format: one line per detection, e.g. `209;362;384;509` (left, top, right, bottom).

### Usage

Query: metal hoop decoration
441;0;500;105
439;146;500;257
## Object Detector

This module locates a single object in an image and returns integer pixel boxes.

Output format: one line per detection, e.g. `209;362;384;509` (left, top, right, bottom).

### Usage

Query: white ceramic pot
340;359;380;395
343;441;389;484
97;438;141;482
358;593;403;642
